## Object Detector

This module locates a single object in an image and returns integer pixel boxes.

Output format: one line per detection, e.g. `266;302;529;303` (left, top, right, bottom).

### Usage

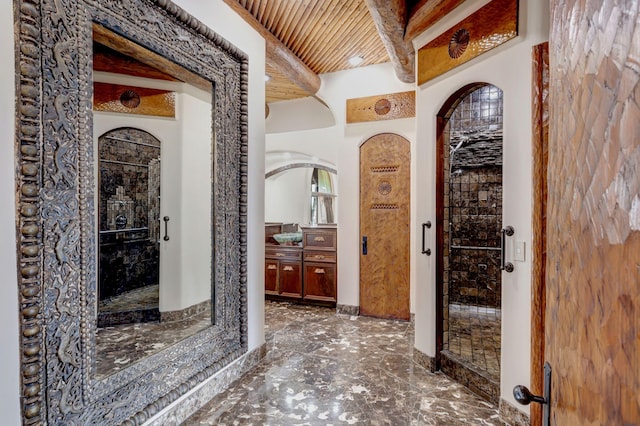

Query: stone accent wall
445;85;503;308
98;128;162;301
449;166;502;307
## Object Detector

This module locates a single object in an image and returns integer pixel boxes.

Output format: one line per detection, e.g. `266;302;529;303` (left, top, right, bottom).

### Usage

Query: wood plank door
542;1;640;423
359;133;410;320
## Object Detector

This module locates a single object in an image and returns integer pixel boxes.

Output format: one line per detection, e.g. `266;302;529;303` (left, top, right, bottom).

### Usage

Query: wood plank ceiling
225;0;465;104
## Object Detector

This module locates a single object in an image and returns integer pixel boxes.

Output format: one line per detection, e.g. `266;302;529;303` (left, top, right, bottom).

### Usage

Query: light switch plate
514;240;526;262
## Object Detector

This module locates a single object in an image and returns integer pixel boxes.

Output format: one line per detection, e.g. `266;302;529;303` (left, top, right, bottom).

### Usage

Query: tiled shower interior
98;127;161;327
442;85;503;396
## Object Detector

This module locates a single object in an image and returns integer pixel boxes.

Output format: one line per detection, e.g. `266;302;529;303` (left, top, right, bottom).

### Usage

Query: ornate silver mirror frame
14;0;249;423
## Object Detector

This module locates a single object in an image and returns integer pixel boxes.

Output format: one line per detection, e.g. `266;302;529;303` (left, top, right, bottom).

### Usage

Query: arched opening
436;83;504;403
97;127;162;327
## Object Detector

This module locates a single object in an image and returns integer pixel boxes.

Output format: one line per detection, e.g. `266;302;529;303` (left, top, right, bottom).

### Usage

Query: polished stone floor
99;284;160;312
96;305;211;377
447;304;501;382
184;301;500;425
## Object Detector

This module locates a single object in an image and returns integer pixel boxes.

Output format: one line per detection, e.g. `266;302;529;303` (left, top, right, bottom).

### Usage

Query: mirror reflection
93;25;213;378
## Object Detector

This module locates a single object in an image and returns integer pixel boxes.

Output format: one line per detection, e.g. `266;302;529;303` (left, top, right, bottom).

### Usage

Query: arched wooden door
359;133;410;320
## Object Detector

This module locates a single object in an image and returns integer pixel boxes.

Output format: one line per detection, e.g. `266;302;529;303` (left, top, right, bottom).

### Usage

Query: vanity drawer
265;246;302;260
303;251;336;263
303;230;337;251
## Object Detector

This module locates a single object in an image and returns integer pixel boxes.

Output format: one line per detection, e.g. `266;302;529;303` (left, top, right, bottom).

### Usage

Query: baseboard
161;299;210;323
336;304;359;316
413;347;436;372
440;350;499;405
499;398;530;426
143;343;267;426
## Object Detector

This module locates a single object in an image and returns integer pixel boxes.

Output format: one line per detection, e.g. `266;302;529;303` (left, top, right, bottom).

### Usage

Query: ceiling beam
365;0;415;83
223;0;321;95
405;0;466;42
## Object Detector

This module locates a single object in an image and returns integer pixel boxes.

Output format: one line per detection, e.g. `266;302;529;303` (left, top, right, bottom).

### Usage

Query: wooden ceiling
224;0;466;104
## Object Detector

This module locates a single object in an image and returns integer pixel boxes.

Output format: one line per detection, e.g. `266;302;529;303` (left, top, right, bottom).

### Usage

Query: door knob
513;385;544;405
514;362;552;426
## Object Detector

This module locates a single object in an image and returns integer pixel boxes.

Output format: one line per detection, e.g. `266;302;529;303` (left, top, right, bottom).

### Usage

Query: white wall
173;0;266;351
0;0;21;422
266;62;416;309
266;96;335;133
179;86;213;308
265;168;311;225
412;0;549;411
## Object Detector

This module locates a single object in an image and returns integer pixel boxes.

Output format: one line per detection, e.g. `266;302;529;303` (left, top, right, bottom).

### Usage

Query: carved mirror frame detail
15;0;249;423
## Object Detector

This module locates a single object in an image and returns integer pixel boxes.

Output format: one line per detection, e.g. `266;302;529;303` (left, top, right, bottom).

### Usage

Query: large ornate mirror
14;0;248;423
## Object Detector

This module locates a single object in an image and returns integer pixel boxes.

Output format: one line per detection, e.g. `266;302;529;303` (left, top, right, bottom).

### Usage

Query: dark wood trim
435;115;446;369
530;41;549;426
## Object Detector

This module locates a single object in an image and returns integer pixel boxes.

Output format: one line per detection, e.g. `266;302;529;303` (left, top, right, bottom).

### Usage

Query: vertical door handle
500;225;514;272
421;222;431;255
362;236;367;255
163;216;170;241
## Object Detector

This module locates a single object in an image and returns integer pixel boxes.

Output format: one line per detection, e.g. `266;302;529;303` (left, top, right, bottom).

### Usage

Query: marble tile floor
184;301;500;425
95;305;211;377
446;304;501;382
99;283;160;312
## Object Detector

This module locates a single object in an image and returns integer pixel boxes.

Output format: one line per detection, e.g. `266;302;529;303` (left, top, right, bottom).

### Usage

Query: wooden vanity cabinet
264;225;337;306
303;260;336;302
265;245;302;299
301;226;337;305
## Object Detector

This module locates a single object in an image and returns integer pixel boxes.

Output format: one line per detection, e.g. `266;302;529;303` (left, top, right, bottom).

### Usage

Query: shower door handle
163;216;170;241
500;225;514;272
421;222;431;255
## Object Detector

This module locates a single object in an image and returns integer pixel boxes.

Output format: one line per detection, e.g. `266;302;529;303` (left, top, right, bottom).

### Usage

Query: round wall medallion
374;98;392;116
378;181;392;195
448;28;470;59
120;90;141;108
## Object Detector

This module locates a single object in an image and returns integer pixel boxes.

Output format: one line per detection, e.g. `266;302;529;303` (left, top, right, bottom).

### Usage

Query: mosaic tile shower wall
448;85;503;308
98;128;161;302
441;85;503;388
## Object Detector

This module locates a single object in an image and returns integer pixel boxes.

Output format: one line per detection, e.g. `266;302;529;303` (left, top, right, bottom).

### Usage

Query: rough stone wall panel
547;1;640;424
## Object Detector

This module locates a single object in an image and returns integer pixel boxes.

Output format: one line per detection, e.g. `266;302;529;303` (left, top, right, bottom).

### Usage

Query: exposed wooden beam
365;0;415;83
93;23;212;92
223;0;321;95
405;0;466;42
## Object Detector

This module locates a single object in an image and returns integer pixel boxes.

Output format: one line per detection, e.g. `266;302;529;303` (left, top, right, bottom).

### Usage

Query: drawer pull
283;266;294;272
314;268;325;274
267;265;277;270
314;255;326;259
275;253;285;257
313;236;325;242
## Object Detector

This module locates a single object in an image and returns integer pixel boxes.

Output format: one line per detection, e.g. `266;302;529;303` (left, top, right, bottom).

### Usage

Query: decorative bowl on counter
273;232;303;244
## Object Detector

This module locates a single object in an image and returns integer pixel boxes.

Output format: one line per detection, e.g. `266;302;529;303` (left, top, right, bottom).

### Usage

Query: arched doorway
436;84;504;402
97;127;162;327
359;133;410;320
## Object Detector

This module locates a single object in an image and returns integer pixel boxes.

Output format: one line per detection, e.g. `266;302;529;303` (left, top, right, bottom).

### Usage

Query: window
310;168;336;224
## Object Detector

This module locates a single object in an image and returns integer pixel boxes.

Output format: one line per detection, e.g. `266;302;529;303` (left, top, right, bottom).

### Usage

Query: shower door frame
434;83;505;395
